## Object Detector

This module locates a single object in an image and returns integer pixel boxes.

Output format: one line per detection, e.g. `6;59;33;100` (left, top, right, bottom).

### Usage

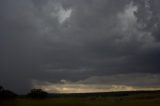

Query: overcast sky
0;0;160;94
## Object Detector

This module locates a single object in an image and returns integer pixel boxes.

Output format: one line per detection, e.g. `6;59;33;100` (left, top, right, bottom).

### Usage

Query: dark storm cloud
0;0;45;93
0;0;160;93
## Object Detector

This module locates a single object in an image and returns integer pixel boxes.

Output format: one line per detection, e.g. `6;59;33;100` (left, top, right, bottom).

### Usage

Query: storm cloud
0;0;160;93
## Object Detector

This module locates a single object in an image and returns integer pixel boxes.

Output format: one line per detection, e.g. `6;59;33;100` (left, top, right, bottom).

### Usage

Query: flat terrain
1;91;160;106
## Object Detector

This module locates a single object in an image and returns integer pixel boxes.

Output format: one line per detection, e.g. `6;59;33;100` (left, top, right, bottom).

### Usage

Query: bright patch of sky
57;7;72;24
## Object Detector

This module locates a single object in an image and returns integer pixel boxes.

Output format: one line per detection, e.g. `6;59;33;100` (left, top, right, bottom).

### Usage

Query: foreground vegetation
1;91;160;106
0;96;160;106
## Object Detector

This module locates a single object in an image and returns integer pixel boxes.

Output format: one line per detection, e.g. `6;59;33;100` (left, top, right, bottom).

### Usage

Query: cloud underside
32;73;160;93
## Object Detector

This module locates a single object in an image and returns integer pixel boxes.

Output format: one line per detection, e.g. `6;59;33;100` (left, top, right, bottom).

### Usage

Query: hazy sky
0;0;160;94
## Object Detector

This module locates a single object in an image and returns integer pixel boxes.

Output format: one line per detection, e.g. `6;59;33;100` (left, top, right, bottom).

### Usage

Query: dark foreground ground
0;91;160;106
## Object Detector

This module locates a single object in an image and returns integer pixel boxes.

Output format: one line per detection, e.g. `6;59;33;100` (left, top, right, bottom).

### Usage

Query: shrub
27;89;48;98
0;86;17;100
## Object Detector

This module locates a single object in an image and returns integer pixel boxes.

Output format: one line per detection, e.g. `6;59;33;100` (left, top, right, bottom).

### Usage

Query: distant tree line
0;85;48;100
1;85;160;100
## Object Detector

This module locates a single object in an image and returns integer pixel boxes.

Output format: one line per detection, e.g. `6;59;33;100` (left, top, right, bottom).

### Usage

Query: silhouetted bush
27;89;48;98
0;86;3;91
0;86;17;100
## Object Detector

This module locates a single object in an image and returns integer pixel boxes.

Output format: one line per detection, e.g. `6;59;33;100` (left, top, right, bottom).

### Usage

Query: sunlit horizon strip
32;83;160;93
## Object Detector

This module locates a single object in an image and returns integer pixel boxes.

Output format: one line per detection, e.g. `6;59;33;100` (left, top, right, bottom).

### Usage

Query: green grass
1;94;160;106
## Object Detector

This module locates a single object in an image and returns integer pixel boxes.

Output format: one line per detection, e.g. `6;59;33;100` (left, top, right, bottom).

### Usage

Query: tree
0;86;17;100
27;89;48;98
0;86;3;91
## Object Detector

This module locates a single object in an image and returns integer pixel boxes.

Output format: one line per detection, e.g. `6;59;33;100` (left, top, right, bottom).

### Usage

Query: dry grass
0;94;160;106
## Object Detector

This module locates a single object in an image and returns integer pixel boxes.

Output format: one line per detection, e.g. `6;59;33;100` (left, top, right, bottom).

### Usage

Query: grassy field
1;91;160;106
